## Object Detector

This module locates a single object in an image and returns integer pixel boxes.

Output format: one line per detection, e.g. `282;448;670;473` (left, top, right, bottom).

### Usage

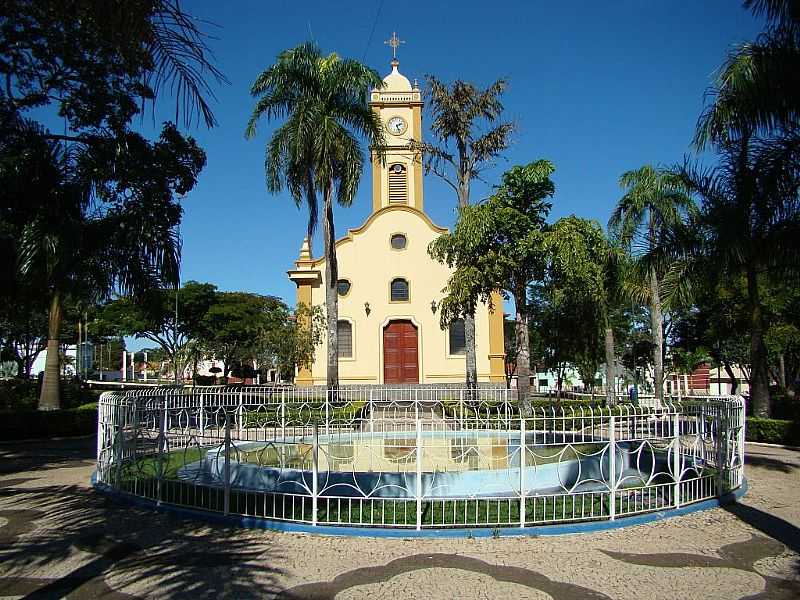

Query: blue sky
122;0;761;349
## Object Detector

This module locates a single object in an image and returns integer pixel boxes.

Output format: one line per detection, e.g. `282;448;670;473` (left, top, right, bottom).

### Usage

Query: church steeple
369;34;424;214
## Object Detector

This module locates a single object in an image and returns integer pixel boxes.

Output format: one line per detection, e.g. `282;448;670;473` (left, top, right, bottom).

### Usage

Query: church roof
382;58;412;92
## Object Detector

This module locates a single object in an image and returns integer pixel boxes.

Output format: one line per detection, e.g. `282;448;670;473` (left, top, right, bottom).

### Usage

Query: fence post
519;416;526;528
96;397;105;478
131;399;138;480
281;388;286;440
369;389;374;437
199;391;205;438
737;397;746;488
459;388;464;431
114;407;124;485
673;410;681;508
609;413;616;520
716;406;729;496
325;388;331;438
224;412;231;516
237;388;244;439
312;423;319;526
157;394;167;506
416;416;423;531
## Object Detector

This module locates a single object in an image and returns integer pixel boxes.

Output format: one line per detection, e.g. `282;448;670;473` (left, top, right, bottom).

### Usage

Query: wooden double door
383;320;419;384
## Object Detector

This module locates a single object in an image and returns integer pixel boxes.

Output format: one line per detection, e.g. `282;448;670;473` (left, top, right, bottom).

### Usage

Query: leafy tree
263;303;326;382
246;42;385;389
0;1;222;408
609;165;695;403
410;76;514;389
198;292;288;380
96;281;217;383
0;0;226;132
429;161;552;409
0;281;49;378
546;217;623;406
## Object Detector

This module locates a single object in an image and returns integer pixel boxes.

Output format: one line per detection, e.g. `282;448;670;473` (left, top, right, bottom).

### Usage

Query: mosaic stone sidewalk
0;438;798;599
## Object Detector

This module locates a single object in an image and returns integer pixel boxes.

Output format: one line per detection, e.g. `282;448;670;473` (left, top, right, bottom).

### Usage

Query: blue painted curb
91;473;748;538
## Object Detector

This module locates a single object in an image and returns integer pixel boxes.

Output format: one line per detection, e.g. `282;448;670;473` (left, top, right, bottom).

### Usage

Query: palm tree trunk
514;287;531;415
604;325;616;407
649;267;664;403
323;183;339;390
39;290;62;411
456;175;478;392
746;266;770;417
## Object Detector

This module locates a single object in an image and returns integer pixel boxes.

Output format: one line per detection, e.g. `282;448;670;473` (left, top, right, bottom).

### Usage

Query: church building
288;52;505;386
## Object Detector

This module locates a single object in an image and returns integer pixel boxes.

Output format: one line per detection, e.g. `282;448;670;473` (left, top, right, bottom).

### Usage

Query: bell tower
369;33;424;213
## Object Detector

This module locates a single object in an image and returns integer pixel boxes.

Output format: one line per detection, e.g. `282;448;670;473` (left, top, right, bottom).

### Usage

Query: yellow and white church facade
288;57;505;385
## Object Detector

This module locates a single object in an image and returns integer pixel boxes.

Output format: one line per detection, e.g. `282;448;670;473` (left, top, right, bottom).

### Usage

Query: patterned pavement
0;437;798;599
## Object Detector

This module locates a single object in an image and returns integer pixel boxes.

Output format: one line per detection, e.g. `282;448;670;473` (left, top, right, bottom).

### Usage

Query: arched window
390;233;407;250
449;318;466;355
390;278;409;302
337;320;353;358
337;279;351;296
388;163;407;204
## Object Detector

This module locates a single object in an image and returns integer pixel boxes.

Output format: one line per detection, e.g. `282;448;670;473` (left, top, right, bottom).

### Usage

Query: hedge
746;417;800;446
0;403;98;441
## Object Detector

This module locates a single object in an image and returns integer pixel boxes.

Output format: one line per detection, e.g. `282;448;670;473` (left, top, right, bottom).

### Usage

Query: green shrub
0;379;39;411
746;417;800;446
0;406;98;441
0;378;102;411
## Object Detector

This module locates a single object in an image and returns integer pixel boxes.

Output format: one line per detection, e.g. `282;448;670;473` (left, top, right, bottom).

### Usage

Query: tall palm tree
609;166;694;402
677;133;800;416
412;77;514;391
695;0;799;146
246;42;385;389
6;121;194;409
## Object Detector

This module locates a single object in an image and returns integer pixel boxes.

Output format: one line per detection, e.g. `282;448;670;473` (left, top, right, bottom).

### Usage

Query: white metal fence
96;385;745;531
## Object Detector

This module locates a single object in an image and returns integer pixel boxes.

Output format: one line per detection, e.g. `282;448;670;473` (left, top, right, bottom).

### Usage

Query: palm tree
5;120;202;409
245;42;385;389
695;0;799;146
411;77;514;390
609;166;695;403
676;133;800;417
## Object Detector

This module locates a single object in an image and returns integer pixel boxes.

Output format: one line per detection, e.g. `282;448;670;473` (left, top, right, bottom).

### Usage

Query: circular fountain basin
177;430;669;498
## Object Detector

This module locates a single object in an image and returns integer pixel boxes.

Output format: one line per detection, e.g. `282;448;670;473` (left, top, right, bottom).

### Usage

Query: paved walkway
0;438;798;599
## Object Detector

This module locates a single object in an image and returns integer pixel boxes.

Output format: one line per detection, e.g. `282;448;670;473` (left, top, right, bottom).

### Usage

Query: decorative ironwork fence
96;386;745;531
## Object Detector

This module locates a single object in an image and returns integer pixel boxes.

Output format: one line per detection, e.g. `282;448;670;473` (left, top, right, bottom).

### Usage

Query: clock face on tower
386;116;408;136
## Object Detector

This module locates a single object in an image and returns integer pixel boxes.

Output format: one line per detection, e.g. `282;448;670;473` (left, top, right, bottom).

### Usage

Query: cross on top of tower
384;31;405;60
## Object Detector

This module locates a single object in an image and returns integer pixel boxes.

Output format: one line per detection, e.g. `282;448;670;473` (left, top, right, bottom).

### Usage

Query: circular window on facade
337;279;351;296
390;233;407;250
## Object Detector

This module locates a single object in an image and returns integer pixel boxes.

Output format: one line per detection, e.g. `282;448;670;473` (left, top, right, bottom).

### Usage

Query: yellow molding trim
311;205;447;267
426;373;493;379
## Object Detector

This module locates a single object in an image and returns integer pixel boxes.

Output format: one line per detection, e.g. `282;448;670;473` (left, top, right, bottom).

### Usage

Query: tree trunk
514;289;531;415
724;362;738;395
39;291;63;410
456;170;478;393
746;266;770;417
777;353;786;391
604;326;616;407
649;267;664;403
464;312;477;392
323;183;339;390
